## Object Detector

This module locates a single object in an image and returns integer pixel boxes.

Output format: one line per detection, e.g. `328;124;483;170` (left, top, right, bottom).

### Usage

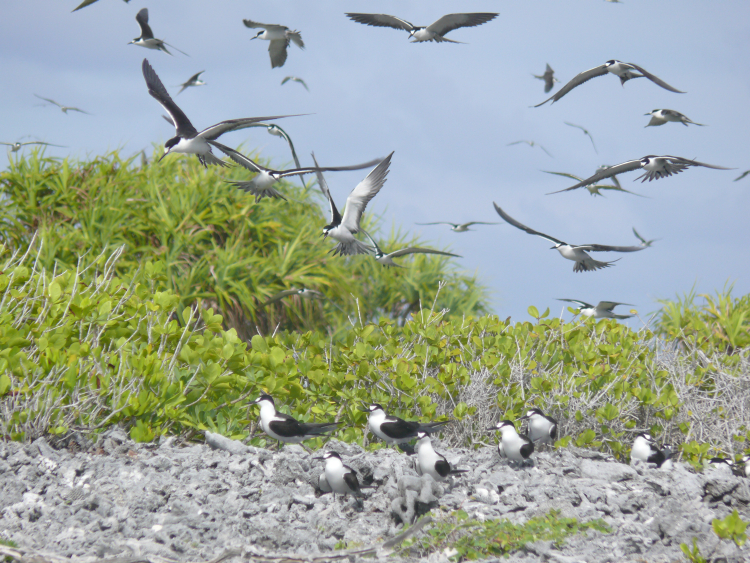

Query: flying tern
564;122;598;153
507;140;552;157
176;71;206;95
262;288;346;314
129;8;188;56
243;20;304;68
281;76;309;91
533;63;558;93
644;109;704;127
361;231;460;268
493;203;646;272
632;227;658;247
142;59;294;167
416;221;497;232
345;12;498;43
315;152;393;256
535;60;684;107
546;156;731;194
558;299;634;319
243;123;304;181
542;171;645;197
2;141;65;153
34;95;89;115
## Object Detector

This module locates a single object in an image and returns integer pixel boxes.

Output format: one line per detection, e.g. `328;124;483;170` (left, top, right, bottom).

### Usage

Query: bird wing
343;470;360;493
464;222;498;226
434;458;452;478
426;13;498;36
276;158;384;179
281;77;291;85
575;243;647;253
208;141;267;172
558;299;593;309
198;115;297;140
135;8;154;40
632;227;646;244
543;171;583;182
663;156;732;170
534;63;609;106
242;20;278;30
345;13;415;31
339;153;393;233
263;289;300;306
734;170;750;182
311;152;340;226
268;39;289;68
546;159;643;194
598;301;633;312
387;247;460;259
187;71;204;83
270;126;301;169
296;78;309;91
34;94;62;108
66;107;90;115
625;63;685;93
288;31;304;49
142;59;198;138
493;203;566;246
72;0;99;11
507;140;528;146
360;229;384;255
415;222;454;226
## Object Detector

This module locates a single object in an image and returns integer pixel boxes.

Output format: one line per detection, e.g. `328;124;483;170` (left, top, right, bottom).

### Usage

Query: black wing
493;203;566;246
343;469;361;493
142;59;198;138
345;13;416;31
267;414;305;438
576;243;646;253
546;160;643;194
135;8;154;40
312;152;341;226
381;417;421;437
519;440;535;459
626;63;685;93
535;64;609;106
434;457;452;478
427;13;498;36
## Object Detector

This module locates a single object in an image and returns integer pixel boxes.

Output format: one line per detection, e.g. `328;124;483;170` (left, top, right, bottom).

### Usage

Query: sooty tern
631;433;672;468
361;231;460;268
535;60;684;106
494;203;646;272
364;403;450;446
415;431;468;482
632;227;658;247
212;144;380;202
547;156;731;194
129;8;188;56
2;141;65;152
564;122;598;153
252;394;339;447
558;299;634;319
316;152;394;256
243;20;304;68
243;123;307;185
542;171;645;197
281;76;309;91
507;140;552;157
416;221;497;232
262;288;346;315
34;95;89;115
533;63;558;93
176;71;206;95
520;408;558;446
645;109;704;127
488;421;534;464
345;12;498;43
315;451;365;501
142;59;293;167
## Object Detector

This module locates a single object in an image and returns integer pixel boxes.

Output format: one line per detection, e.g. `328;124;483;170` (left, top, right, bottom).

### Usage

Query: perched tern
281;76;309;91
632;227;658;247
558;299;634;319
535;60;684;106
361;231;460;268
507;140;552;157
631;433;672;467
243;20;304;68
415;431;468;482
34;95;89;115
520;409;558;445
644;109;704;127
176;71;206;95
129;8;188;56
494;203;646;272
252;394;339;447
345;12;498;43
564;122;597;153
2;141;65;152
542;171;645;198
364;403;450;446
533;63;558;93
487;421;534;464
416;221;497;232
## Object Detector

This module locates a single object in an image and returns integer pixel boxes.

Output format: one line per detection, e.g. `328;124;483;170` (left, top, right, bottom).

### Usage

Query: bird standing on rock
488;420;534;464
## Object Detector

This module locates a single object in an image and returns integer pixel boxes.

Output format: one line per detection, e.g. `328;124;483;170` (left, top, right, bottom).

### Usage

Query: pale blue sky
2;1;749;323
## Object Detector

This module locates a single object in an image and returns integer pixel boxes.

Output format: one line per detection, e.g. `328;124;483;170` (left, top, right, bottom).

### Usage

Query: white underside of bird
556;245;615;272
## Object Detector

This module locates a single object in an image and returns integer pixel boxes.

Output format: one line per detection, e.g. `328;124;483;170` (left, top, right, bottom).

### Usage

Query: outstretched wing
311;152;340;226
558;298;593;309
625;63;685;93
142;59;198;137
198;115;298;140
263;289;300;306
426;13;498;36
464;222;498;226
341;152;394;234
546;159;642;194
535;64;609;106
598;301;633;312
345;13;415;31
493;203;565;246
135;8;154;40
576;243;646;253
387;247;461;259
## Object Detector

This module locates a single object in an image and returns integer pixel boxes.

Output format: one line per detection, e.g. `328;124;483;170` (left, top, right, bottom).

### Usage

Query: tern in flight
558;299;634;319
535;60;684;106
129;8;188;56
142;59;295;167
262;288;347;315
281;76;309;91
632;227;658;247
493;203;646;272
176;71;206;95
345;12;498;43
533;64;558;93
2;141;65;152
507;140;552;157
546;155;731;194
416;221;497;232
542;171;645;197
644;109;704;127
212;144;382;202
361;231;460;268
564;122;598;153
34;95;89;115
243;20;304;68
315;152;394;256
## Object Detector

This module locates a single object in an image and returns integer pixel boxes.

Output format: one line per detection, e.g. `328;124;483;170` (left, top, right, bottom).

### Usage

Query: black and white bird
252;394;339;447
632;227;658;247
244;123;303;173
564;122;598;153
361;231;460;268
558;299;634;320
176;71;206;95
487;420;534;464
2;141;64;153
520;408;558;445
507;140;552;158
34;95;89;115
708;457;736;473
644;109;704;127
243;20;304;68
535;60;684;106
316;152;394;256
546;156;731;194
142;59;293;168
281;76;309;91
415;431;468;482
365;403;450;446
494;203;646;272
345;12;498;43
533;64;558;93
742;454;750;478
416;221;498;233
315;451;363;500
631;433;672;467
542;171;645;198
263;287;324;306
129;8;188;56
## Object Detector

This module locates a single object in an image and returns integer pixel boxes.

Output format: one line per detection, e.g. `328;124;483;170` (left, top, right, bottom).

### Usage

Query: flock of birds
251;394;750;503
